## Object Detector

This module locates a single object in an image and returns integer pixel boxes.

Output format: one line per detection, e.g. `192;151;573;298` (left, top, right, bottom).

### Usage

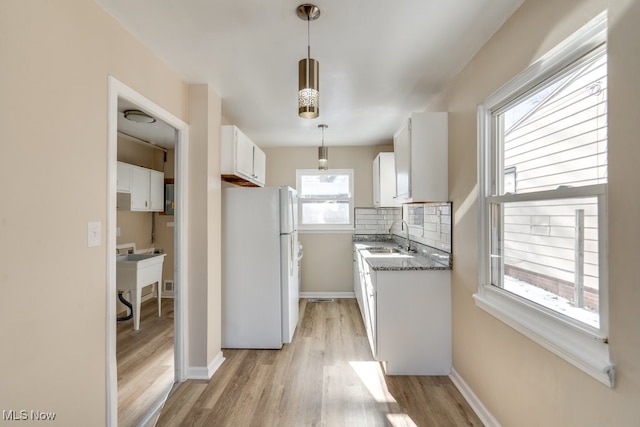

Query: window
296;169;354;231
476;12;614;386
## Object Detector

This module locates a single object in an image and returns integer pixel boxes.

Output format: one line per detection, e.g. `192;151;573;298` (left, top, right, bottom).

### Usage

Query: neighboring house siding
502;53;607;306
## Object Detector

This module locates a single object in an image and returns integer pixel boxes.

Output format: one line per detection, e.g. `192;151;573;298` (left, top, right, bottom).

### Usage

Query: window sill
298;227;355;234
473;286;614;387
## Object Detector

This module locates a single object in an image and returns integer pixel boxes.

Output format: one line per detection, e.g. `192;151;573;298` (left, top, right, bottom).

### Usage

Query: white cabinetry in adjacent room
149;170;165;211
117;161;132;193
221;125;266;187
117;161;164;212
373;152;401;207
393;112;448;202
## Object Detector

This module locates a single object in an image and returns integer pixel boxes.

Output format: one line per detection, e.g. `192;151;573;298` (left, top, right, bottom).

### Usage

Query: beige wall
0;1;222;424
428;0;640;425
263;145;392;293
187;84;223;367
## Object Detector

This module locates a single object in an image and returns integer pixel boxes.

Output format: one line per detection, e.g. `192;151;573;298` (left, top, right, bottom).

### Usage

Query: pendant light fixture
318;124;328;170
297;4;321;119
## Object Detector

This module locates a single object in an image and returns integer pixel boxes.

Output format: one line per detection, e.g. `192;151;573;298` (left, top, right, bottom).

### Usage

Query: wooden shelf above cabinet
221;174;261;187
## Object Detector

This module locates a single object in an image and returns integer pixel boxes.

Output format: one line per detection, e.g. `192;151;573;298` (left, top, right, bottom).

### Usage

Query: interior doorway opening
106;76;189;426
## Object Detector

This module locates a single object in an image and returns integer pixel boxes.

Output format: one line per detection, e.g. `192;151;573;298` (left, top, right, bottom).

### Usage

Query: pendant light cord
307;16;311;61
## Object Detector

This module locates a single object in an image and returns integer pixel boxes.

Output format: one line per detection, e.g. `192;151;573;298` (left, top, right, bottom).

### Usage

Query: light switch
88;221;101;247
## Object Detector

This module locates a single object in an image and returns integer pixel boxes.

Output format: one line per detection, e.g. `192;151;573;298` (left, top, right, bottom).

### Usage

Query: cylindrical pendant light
318;124;328;170
297;4;321;119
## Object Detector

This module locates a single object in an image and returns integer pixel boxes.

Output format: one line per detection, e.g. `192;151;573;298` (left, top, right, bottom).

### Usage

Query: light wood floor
156;298;482;427
117;297;175;427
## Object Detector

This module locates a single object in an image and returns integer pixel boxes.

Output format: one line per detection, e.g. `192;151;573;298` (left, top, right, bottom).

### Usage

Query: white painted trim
298;228;355;234
187;351;226;380
106;76;190;426
473;289;614;387
449;368;501;427
474;12;613;388
300;292;355;299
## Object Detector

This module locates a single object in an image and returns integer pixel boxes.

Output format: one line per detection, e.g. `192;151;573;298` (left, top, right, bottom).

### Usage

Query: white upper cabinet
221;125;266;187
117;161;164;212
393;112;448;202
252;145;266;186
373;152;401;207
149;170;165;211
117;161;132;193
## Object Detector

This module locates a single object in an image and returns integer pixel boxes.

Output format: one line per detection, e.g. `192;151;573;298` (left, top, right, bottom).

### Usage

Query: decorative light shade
298;58;319;118
297;4;321;119
318;124;328;170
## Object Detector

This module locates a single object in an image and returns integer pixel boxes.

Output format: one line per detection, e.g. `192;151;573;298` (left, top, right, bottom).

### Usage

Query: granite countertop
354;240;452;271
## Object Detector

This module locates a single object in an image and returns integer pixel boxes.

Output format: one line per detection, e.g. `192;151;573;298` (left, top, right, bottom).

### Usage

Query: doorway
106;76;189;426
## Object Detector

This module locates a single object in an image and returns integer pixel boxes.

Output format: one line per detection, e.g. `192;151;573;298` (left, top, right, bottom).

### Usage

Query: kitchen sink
361;247;413;258
366;247;402;254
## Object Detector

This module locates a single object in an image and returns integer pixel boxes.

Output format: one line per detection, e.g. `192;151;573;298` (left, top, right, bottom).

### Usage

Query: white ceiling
98;0;523;148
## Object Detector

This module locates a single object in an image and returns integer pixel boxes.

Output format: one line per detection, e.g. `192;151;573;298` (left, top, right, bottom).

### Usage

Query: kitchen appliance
222;186;300;348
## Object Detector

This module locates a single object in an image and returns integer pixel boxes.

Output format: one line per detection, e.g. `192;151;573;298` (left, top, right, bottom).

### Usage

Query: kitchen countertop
354;241;451;271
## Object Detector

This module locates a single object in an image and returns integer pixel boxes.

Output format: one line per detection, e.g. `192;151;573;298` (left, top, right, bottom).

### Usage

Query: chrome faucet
388;219;413;252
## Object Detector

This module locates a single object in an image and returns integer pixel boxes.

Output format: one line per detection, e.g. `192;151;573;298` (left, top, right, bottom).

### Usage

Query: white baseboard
450;368;501;427
186;351;225;380
300;292;355;299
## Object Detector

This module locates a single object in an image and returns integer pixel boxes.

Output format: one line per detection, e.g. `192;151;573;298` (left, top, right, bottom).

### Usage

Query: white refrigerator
222;186;300;349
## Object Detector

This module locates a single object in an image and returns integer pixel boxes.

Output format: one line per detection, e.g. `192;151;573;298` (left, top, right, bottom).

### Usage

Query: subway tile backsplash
404;202;452;253
354;207;402;235
354;202;452;254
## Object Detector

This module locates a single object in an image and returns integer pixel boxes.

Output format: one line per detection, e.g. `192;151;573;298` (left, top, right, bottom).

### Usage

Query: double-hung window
475;12;614;386
296;169;354;231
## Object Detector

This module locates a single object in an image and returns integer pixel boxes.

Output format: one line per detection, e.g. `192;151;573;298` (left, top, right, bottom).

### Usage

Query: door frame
106;76;190;425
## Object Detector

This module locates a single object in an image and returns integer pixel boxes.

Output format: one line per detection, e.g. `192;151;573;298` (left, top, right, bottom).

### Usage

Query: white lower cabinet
354;247;451;375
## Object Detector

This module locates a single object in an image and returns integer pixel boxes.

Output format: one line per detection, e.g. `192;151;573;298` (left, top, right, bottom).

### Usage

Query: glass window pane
300;173;351;198
490;197;600;328
496;52;607;195
301;201;350;225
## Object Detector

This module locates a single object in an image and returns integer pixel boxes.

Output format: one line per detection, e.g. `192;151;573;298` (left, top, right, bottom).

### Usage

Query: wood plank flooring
117;297;175;427
156;298;482;427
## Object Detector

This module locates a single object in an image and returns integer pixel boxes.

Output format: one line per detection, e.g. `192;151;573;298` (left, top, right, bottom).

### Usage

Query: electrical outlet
88;221;101;247
116;227;121;237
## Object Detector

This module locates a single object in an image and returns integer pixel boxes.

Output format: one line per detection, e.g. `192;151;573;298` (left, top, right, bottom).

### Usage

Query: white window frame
296;169;355;233
475;11;614;387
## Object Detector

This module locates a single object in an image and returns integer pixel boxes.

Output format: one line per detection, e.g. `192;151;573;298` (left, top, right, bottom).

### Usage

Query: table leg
132;287;142;331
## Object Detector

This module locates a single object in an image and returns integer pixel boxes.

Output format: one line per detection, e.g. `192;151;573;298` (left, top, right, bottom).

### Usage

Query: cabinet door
235;130;254;180
393;120;411;201
130;166;150;211
149;170;164;212
373;155;381;207
375;153;401;207
364;267;377;359
117;162;132;193
252;146;266;186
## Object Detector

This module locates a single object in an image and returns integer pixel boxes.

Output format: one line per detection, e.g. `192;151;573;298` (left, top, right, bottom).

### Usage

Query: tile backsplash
403;202;451;253
354;207;402;235
354;202;452;254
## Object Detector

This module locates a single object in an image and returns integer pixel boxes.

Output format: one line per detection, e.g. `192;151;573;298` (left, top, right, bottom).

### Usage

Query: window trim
296;168;355;232
475;11;614;387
